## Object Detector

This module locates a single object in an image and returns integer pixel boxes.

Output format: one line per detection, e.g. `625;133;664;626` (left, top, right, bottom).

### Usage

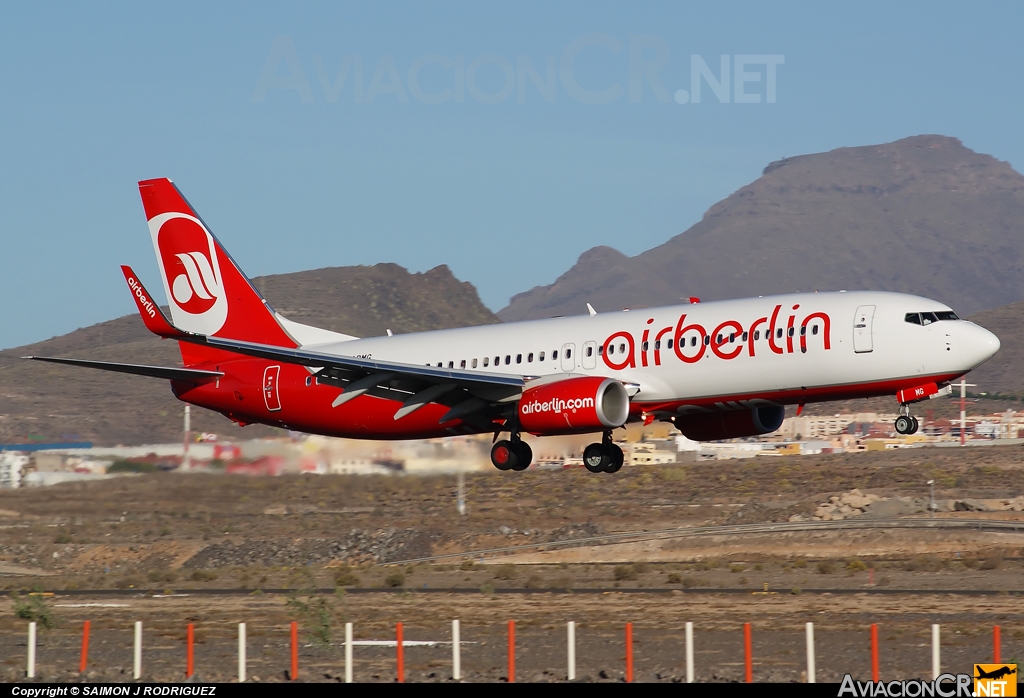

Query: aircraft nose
959;322;1000;369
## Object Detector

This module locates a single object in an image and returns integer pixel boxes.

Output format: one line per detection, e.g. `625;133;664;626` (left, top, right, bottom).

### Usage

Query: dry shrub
817;561;835;575
846;559;868;572
613;565;637;581
333;566;360;587
667;572;682;584
383;571;405;588
980;556;1003;570
494;564;518;581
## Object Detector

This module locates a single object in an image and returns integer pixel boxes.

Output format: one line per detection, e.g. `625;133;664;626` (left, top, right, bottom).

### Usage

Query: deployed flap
24;356;222;383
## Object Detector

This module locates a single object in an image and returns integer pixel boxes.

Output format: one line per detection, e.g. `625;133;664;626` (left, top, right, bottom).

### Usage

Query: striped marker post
290;621;298;681
507;620;515;683
345;622;353;684
237;623;246;683
685;622;694;684
133;621;142;680
806;622;815;684
186;623;194;679
26;622;36;679
625;623;634;683
871;624;880;682
567;621;576;682
79;620;90;674
452;620;461;681
744;623;753;683
994;625;1001;663
396;622;404;683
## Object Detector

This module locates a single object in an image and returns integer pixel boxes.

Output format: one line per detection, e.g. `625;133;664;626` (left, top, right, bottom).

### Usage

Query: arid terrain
0;443;1022;682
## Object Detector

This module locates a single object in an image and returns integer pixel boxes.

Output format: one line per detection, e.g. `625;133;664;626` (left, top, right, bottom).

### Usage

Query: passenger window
585;346;592;357
494;356;500;366
608;344;615;355
788;327;794;337
777;328;783;339
472;358;478;368
742;332;748;342
539;351;545;361
921;312;938;325
505;355;511;365
448;361;454;368
528;353;534;362
566;349;572;358
641;342;648;352
598;345;604;355
437;362;442;367
516;354;522;364
654;340;661;350
754;330;760;340
305;376;312;387
812;325;819;335
729;334;735;343
618;343;625;354
483;357;489;367
667;338;674;349
553;350;558;360
905;313;921;325
716;334;723;344
800;326;806;336
690;336;696;347
703;335;710;346
460;360;466;369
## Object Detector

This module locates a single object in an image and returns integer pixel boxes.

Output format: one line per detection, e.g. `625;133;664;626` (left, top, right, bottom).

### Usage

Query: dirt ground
0;443;1022;682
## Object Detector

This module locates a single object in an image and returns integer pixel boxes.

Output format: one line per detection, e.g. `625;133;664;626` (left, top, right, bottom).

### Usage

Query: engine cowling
675;406;785;441
518;376;629;435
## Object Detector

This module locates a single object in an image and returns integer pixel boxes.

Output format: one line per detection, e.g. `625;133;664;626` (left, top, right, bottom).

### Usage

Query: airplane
26;178;1001;473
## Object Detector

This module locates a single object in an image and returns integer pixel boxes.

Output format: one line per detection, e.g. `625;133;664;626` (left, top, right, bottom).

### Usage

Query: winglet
587;303;597;317
120;265;186;338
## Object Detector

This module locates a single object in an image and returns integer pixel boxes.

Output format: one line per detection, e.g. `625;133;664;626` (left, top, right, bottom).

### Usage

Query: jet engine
675;405;785;441
518;376;629;435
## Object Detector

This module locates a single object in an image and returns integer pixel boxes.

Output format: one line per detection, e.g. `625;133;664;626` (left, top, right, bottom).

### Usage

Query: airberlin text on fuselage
126;276;157;319
521;396;595;415
603;304;832;371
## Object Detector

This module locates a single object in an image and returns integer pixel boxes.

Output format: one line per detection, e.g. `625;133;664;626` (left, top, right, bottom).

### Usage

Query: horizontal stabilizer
24;356;223;383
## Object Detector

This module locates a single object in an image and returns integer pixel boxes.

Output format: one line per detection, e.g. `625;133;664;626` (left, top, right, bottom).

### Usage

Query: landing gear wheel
894;415;914;435
491;440;517;471
605;444;624;473
583;443;609;473
510;441;532;471
909;416;920;435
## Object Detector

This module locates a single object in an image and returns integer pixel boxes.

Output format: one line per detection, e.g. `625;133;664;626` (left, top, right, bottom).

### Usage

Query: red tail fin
138;178;297;355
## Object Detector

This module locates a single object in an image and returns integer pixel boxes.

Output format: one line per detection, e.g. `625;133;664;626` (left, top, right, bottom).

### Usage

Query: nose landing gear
583;431;625;473
491;433;533;471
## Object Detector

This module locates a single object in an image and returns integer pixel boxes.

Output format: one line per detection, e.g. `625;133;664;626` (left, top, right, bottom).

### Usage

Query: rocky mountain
0;264;498;446
499;135;1024;321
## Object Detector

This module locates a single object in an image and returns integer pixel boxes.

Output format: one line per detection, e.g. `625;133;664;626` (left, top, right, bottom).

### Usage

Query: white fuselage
300;290;999;412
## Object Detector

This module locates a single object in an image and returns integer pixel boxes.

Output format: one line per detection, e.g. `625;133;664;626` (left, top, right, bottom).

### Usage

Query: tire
605;444;624;473
511;441;532;471
491;440;518;471
909;416;920;435
583;443;608;473
894;415;913;435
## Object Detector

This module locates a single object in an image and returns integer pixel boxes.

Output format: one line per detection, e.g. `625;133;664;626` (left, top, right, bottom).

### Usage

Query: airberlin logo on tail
148;212;228;336
170;251;221;312
521;396;595;415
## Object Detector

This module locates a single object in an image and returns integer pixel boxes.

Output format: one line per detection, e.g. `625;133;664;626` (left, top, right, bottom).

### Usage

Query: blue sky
2;2;1022;349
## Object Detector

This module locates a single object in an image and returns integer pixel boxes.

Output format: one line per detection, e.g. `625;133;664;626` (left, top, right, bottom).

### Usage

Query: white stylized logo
148;212;228;336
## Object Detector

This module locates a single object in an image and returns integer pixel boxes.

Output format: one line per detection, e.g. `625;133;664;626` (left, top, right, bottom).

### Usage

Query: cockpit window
906;310;959;325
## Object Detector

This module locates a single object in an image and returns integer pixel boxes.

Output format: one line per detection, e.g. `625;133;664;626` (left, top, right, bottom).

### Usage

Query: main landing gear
583;431;624;474
894;405;920;435
491;434;533;471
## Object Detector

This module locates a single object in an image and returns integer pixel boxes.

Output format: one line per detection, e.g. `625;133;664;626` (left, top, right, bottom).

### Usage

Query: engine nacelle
518;376;629;435
676;405;785;441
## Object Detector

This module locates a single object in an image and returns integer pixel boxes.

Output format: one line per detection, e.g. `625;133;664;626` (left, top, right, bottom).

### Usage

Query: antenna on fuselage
587;303;597;317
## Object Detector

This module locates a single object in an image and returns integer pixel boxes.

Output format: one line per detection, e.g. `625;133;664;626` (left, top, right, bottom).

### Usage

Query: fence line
15;618;1004;683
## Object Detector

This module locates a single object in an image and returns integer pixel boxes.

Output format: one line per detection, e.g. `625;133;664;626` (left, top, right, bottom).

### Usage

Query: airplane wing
186;333;527;426
24;356;223;383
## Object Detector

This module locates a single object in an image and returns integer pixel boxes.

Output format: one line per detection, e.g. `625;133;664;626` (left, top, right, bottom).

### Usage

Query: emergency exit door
853;305;875;353
263;365;282;411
